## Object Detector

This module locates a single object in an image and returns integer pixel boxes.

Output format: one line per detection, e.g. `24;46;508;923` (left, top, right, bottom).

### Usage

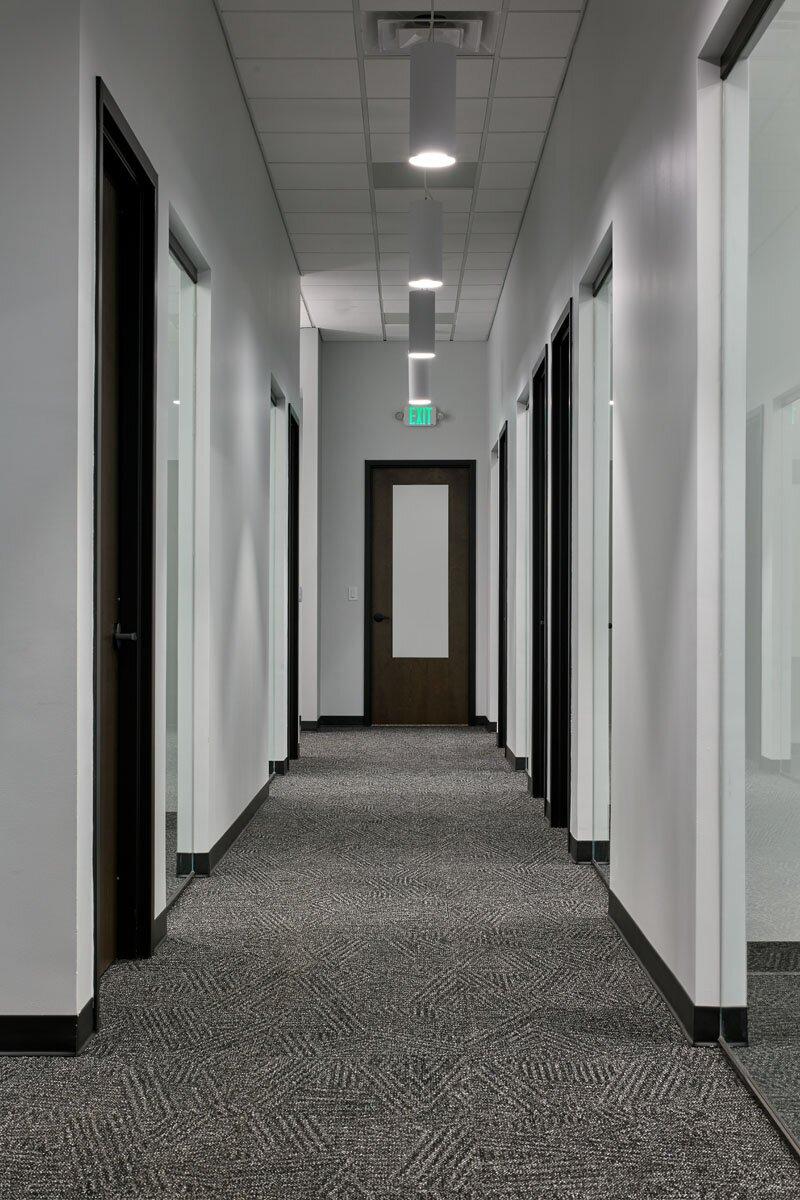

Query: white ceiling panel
368;97;487;133
270;163;369;189
371;131;481;162
260;133;366;162
219;0;584;340
223;12;356;58
279;190;372;213
495;58;566;97
475;189;528;211
479;162;534;189
286;212;374;233
501;12;581;57
250;98;364;132
484;131;545;162
490;98;553;132
238;59;360;99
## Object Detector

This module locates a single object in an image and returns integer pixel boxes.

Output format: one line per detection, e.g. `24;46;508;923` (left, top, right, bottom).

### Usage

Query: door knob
113;622;138;648
373;612;391;623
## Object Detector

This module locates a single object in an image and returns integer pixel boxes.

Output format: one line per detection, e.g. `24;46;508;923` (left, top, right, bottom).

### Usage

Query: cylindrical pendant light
409;356;432;405
408;290;436;359
409;41;457;170
409;196;443;290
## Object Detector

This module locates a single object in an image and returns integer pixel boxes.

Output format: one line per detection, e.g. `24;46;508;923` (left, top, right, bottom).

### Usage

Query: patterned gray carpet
1;728;799;1198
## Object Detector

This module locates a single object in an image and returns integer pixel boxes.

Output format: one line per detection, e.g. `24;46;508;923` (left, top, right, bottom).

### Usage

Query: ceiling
215;1;585;342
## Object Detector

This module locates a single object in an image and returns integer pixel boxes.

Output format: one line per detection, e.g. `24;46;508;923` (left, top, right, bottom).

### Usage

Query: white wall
319;342;489;718
488;0;734;1006
0;0;299;1019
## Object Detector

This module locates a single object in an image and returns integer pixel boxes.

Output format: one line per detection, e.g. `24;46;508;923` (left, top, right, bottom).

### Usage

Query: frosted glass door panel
392;484;449;659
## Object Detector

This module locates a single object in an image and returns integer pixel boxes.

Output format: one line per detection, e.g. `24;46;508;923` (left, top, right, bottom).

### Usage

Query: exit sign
407;405;437;427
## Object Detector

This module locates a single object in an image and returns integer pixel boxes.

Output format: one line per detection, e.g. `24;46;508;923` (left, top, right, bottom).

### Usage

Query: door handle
113;622;138;648
372;612;391;623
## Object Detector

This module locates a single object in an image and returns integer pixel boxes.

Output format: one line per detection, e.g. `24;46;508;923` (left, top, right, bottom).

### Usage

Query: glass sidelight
165;248;196;902
592;267;613;874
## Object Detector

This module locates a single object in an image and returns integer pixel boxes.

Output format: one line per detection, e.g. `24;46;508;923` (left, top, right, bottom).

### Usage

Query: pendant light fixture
408;7;457;170
409;195;443;290
408;290;436;359
409;356;432;405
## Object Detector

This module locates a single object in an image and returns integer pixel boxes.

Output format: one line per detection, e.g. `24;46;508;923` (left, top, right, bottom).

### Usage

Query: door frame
496;426;509;750
287;405;300;761
364;460;477;727
530;348;548;801
549;300;573;829
93;81;158;1022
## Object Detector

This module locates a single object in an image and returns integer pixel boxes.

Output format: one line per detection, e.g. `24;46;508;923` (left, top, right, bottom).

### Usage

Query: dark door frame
496;426;508;751
287;405;300;761
364;460;477;727
530;349;548;801
93;80;158;1025
549;301;573;829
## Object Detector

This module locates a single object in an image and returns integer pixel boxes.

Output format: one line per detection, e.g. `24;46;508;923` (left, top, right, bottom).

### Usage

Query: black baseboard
274;758;290;776
721;1006;748;1044
471;715;497;732
609;891;720;1044
0;996;94;1056
300;719;319;731
593;840;610;864
195;779;270;876
504;745;526;771
318;715;366;727
543;797;551;821
176;851;193;875
568;833;593;863
150;908;167;954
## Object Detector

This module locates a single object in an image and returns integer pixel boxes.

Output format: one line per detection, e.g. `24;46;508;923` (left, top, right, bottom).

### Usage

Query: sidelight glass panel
392;484;449;658
722;0;800;1139
165;251;196;902
592;269;613;874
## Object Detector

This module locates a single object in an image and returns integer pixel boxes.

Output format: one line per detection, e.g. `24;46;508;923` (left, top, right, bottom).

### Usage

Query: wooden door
367;463;474;725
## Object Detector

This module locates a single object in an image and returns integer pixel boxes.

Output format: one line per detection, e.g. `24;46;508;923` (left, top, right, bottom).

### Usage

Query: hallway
1;730;797;1197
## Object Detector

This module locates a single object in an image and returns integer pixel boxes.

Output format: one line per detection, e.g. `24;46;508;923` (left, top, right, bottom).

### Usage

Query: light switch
347;586;358;601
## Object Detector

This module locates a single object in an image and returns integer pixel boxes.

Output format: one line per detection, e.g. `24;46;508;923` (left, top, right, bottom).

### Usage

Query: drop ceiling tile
378;234;466;253
250;98;364;133
379;253;409;270
222;12;356;58
377;212;469;234
510;0;582;10
479;162;534;189
466;233;517;252
460;285;502;300
386;326;409;340
462;269;507;285
368;97;487;133
453;328;489;341
495;58;566;97
360;0;502;9
260;133;366;163
297;251;377;271
363;56;492;98
286;212;374;233
323;330;383;341
465;252;511;270
370;130;481;162
475;188;528;211
293;234;375;253
238;59;360;99
271;163;369;189
381;284;458;301
484;131;544;162
221;0;351;9
279;189;372;212
375;188;473;212
471;212;521;233
457;298;497;313
490;97;553;132
302;270;378;286
501;12;581;57
302;284;380;299
381;268;462;284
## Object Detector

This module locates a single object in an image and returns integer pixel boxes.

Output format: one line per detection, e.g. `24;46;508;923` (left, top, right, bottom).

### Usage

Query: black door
530;353;548;800
497;425;508;750
287;408;300;761
549;306;572;828
94;84;158;992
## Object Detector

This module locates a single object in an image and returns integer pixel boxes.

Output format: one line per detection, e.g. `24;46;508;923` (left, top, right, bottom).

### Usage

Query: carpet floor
1;728;799;1198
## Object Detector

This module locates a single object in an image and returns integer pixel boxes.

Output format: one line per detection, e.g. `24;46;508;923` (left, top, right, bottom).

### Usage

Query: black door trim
364;460;477;727
530;348;548;801
496;425;508;751
93;80;158;1030
288;406;301;760
720;0;780;78
549;301;573;829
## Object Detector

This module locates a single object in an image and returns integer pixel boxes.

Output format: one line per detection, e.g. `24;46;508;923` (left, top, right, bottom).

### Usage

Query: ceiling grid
215;0;584;342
